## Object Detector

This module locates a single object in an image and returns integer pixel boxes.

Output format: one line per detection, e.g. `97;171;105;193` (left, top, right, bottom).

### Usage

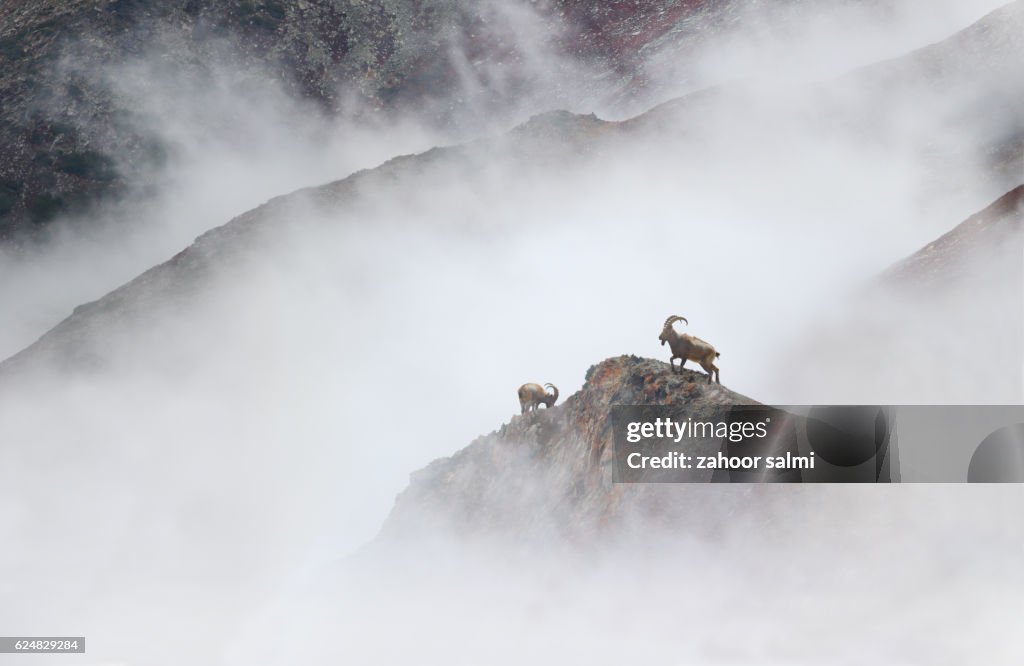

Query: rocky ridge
377;355;764;543
0;0;737;241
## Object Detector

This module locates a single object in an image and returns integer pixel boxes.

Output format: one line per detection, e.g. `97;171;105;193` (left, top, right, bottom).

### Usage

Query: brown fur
517;382;559;414
658;315;721;384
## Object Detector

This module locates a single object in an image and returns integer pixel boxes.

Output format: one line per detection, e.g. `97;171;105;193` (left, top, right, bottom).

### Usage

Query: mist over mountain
270;354;1023;665
0;0;740;241
0;0;1015;362
886;184;1022;285
0;0;1013;243
3;1;1022;393
1;2;1023;664
781;183;1023;403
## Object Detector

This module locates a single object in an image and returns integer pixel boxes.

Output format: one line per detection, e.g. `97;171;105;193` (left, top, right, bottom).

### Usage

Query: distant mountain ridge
0;3;1021;398
883;185;1023;285
0;0;737;242
4;1;1021;243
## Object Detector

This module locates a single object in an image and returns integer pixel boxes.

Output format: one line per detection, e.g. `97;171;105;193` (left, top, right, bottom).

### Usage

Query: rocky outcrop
378;355;763;544
379;181;1024;545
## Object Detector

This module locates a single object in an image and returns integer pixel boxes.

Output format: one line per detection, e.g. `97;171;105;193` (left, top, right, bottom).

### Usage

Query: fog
616;0;1013;116
0;1;1022;664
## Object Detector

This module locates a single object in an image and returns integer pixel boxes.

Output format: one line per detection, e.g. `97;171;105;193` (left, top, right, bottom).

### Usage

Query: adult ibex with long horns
517;383;559;414
659;315;721;384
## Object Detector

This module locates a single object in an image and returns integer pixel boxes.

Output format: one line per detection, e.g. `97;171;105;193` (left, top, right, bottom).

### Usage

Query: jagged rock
378;355;764;544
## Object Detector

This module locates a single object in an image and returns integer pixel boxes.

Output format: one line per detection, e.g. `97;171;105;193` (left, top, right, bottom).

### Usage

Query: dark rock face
2;0;1022;244
378;355;762;544
554;0;735;83
0;0;729;243
0;0;470;240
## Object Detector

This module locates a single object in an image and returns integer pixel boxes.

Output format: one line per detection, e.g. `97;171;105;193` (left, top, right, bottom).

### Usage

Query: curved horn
663;315;688;328
544;383;559;405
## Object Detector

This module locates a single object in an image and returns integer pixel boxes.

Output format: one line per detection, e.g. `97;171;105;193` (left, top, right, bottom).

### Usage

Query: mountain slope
2;4;1022;391
4;1;1022;243
0;107;613;375
783;184;1023;403
0;0;738;242
633;1;1024;200
883;184;1023;285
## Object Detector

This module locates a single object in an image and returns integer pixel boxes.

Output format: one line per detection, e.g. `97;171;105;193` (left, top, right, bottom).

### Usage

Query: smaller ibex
659;315;721;384
518;382;559;414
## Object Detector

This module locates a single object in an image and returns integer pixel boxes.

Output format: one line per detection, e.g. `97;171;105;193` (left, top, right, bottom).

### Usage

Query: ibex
518;383;559;414
659;315;721;384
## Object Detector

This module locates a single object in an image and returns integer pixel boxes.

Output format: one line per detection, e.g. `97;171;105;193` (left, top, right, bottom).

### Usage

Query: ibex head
543;383;559;407
659;315;687;346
